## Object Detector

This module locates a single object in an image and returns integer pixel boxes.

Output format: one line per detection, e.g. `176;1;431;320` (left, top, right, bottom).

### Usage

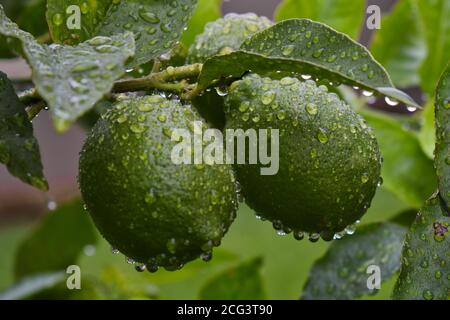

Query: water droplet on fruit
317;129;329;143
306;103;318;115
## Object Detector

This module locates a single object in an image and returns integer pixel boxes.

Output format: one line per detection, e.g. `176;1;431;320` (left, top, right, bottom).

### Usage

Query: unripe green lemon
187;13;272;64
79;96;238;271
225;74;381;240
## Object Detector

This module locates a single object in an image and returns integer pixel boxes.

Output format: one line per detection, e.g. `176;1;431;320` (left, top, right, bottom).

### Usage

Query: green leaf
393;194;450;300
417;0;450;95
0;71;47;191
362;110;436;208
14;199;97;279
275;0;365;40
0;6;135;132
434;63;450;208
417;100;435;159
46;0;197;67
302;223;407;300
180;0;222;47
199;257;266;300
0;272;65;300
370;0;425;87
197;19;420;108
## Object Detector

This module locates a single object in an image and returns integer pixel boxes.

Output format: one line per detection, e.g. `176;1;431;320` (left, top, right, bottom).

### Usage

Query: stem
112;63;202;93
20;64;204;120
26;100;47;120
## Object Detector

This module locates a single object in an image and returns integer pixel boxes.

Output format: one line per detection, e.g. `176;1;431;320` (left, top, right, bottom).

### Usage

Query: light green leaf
0;71;48;191
417;0;450;95
393;194;450;300
0;6;135;132
199;257;266;300
14;200;97;279
302;223;406;300
370;0;425;87
275;0;365;40
434;62;450;208
180;0;222;47
0;272;65;300
197;19;420;108
46;0;197;67
418;100;435;159
362;110;436;208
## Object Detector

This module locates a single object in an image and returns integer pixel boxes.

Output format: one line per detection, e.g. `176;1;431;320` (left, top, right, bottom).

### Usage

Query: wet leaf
434;62;450;208
417;0;450;95
393;194;450;300
275;0;365;40
370;0;425;87
0;71;47;191
46;0;197;67
199;257;266;300
302;223;407;300
0;272;65;300
14;199;97;279
180;0;222;47
363;110;436;208
0;6;135;132
197;19;419;108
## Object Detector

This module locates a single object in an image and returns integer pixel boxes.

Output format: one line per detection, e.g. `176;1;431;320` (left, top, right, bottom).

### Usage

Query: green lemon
79;96;237;271
225;74;381;240
187;13;273;64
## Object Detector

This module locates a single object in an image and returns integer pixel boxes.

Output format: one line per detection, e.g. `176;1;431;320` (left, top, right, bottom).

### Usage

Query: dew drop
294;230;304;241
139;9;160;23
317;129;329;144
385;97;399;106
52;13;64;26
111;247;119;254
135;264;146;272
261;91;276;105
282;45;295;56
362;90;373;97
422;290;434;300
301;74;312;80
306;103;318;115
308;233;320;243
126;257;135;264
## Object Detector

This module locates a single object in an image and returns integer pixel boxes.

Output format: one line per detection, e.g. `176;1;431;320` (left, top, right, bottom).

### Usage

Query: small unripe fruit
79;96;238;271
187;13;273;64
225;74;381;238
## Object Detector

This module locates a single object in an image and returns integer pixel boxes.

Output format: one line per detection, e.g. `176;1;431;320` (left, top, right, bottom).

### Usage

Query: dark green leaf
46;0;197;67
198;19;419;108
0;71;47;190
393;194;450;300
0;272;65;300
363;110;436;208
180;0;222;47
199;257;266;300
417;0;450;95
275;0;365;40
0;6;135;132
370;0;425;87
302;223;407;300
434;62;450;209
14;199;97;279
